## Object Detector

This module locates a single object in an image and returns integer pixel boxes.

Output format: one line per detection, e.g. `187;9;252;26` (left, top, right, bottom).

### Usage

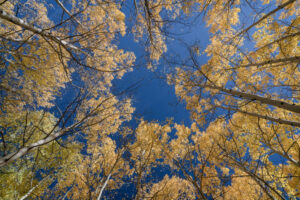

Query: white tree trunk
0;9;80;51
217;105;300;127
0;130;64;167
19;176;49;200
205;85;300;114
97;173;111;200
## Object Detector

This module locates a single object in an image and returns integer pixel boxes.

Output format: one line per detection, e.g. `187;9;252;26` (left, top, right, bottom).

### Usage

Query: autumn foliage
0;0;299;199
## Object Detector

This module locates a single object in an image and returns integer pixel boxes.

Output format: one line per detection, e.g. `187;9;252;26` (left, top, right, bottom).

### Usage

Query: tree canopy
0;0;299;199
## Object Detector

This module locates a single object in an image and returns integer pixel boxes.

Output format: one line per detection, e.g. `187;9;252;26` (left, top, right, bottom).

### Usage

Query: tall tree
0;0;135;165
170;0;299;127
0;0;135;198
168;0;299;198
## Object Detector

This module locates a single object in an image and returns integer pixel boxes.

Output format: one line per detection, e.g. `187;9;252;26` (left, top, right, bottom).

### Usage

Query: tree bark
0;9;80;51
217;105;300;127
0;126;74;167
204;84;300;114
97;173;111;200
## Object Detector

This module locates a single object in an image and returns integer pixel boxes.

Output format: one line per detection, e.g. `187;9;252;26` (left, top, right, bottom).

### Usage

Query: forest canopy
0;0;299;199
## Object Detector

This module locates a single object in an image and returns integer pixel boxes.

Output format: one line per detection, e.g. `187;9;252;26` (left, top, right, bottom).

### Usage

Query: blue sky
113;12;210;128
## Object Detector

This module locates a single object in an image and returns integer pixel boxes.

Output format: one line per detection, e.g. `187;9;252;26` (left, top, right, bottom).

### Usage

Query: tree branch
54;0;82;26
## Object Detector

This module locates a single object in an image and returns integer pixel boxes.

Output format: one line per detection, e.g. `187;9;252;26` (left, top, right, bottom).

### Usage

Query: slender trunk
97;174;111;200
0;125;74;167
204;85;300;114
19;176;49;200
19;185;39;200
237;56;300;69
234;0;296;38
255;32;300;53
62;186;73;200
217;105;300;127
0;9;79;51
